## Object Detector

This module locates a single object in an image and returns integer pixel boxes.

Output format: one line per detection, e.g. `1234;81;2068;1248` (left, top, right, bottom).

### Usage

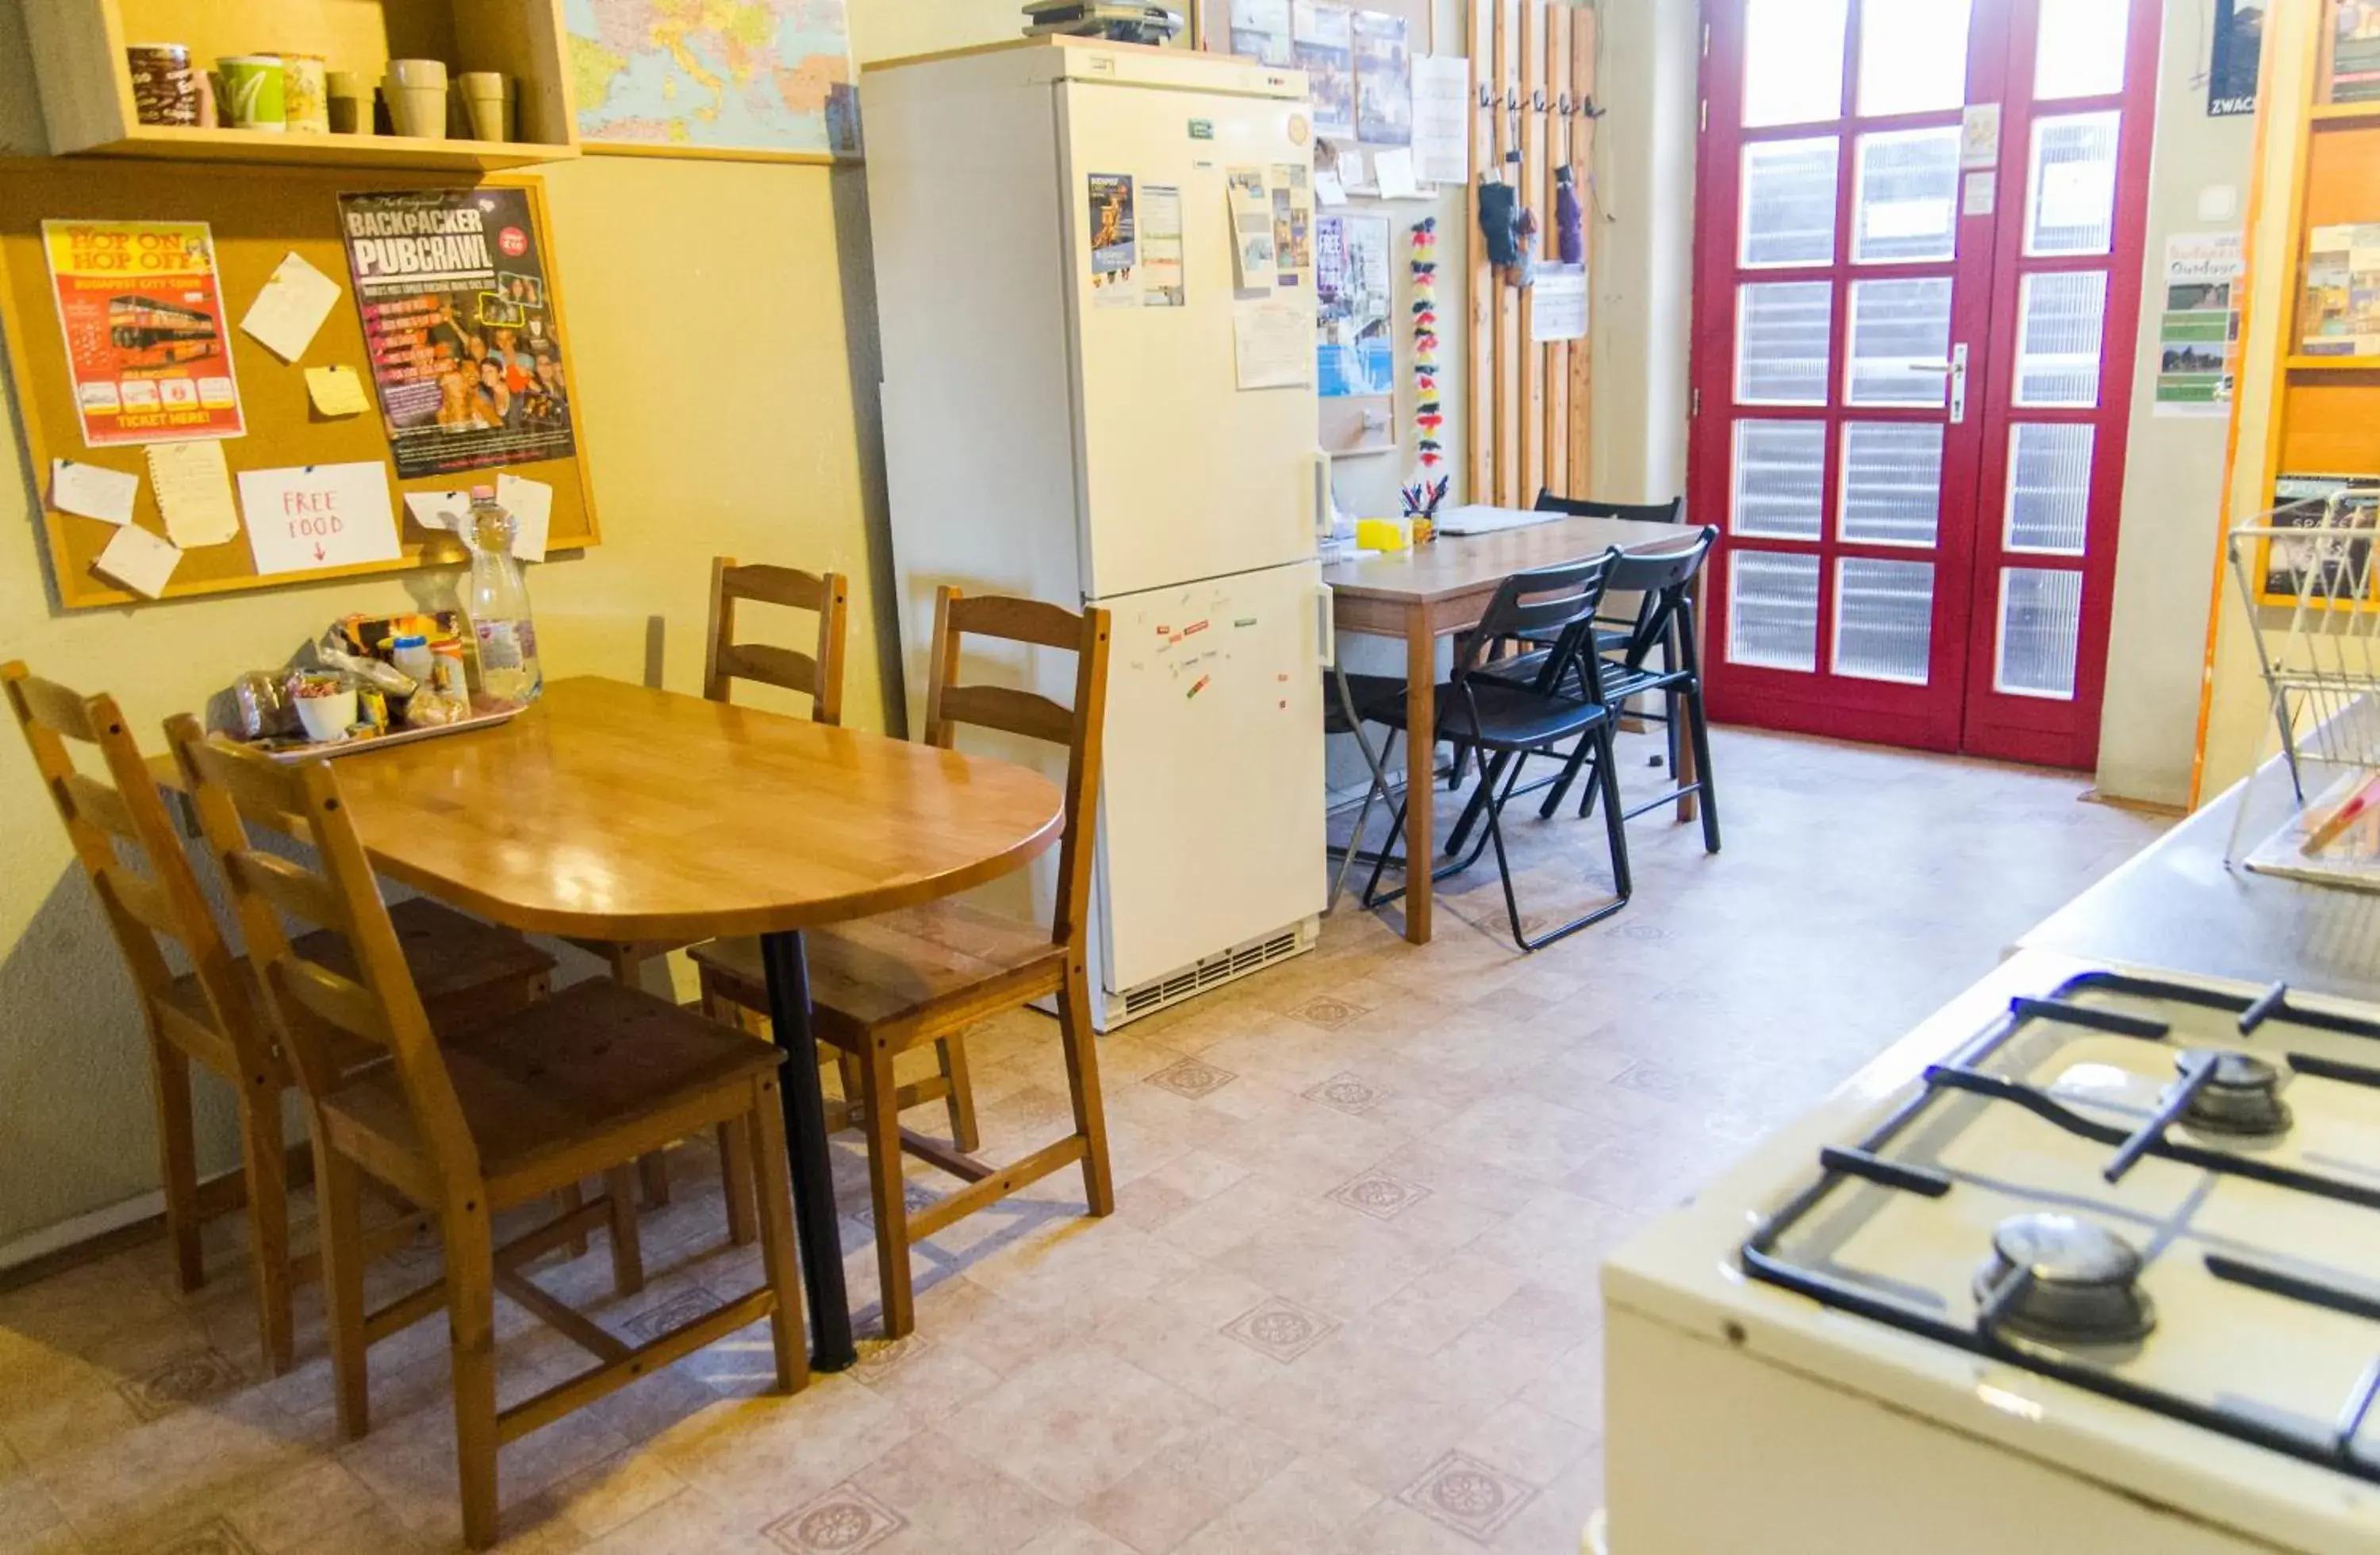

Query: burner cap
2173;1050;2291;1137
1975;1213;2156;1346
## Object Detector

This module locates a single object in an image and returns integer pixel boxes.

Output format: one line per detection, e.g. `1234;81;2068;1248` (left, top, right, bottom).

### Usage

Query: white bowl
293;687;358;743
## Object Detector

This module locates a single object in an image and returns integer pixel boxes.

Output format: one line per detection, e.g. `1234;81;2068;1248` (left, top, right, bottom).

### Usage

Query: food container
215;55;285;130
383;57;447;139
458;71;509;140
125;43;199;125
326;69;370;133
290;679;358;743
280;52;329;133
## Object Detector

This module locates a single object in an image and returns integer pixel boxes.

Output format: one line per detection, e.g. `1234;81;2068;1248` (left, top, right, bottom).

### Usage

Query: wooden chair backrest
167;716;481;1191
704;557;850;726
2;662;267;1074
923;588;1111;950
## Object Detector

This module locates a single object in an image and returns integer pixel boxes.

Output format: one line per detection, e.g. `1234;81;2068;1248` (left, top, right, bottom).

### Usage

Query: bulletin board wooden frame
0;157;601;609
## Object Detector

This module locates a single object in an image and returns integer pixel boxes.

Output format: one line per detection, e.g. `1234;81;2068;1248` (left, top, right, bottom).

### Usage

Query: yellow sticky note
305;365;371;418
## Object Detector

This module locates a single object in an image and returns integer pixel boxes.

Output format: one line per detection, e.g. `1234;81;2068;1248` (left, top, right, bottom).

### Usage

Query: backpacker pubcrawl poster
336;188;576;480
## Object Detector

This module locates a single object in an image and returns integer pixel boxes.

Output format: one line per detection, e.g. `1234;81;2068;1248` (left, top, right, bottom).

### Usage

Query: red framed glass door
1691;0;2161;769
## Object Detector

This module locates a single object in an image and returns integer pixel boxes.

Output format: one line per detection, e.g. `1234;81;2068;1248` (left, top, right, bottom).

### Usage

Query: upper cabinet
21;0;581;171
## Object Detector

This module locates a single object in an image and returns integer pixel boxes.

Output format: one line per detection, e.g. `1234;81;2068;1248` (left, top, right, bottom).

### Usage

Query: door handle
1316;586;1337;670
1906;345;1971;424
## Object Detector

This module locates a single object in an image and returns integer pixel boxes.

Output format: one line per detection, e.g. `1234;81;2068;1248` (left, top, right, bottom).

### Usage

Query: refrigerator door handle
1312;452;1332;541
1316;585;1337;670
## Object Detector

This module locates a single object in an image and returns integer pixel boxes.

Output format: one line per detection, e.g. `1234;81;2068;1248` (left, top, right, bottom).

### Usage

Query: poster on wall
1230;0;1294;66
40;220;244;447
1352;10;1413;146
566;0;860;158
2208;0;2265;116
336;188;577;482
1088;173;1140;306
2153;232;2243;417
1294;2;1356;140
1316;212;1393;397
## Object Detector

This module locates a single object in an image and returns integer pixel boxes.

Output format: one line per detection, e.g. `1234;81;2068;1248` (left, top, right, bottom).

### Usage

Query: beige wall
0;6;899;1250
2094;0;2256;808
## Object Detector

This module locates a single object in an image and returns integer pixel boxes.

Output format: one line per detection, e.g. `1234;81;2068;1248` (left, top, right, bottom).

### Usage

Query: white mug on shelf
384;58;447;140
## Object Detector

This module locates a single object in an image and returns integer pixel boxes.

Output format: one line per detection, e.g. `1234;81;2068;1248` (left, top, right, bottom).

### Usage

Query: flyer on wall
1088;173;1139;307
336;187;576;481
40;219;245;447
2154;231;2243;417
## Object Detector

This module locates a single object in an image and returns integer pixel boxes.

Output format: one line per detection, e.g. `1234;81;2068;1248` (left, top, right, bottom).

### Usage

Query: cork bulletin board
0;157;599;609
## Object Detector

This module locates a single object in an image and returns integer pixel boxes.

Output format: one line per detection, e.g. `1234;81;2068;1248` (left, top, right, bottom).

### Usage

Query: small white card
496;474;553;562
1314;171;1348;208
146;440;241;547
240;251;342;363
49;459;136;524
1373;147;1422;201
94;524;181;598
238;460;400;575
403;489;471;532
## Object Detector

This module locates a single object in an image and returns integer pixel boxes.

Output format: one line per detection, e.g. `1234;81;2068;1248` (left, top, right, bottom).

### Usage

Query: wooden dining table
1322;512;1700;945
160;675;1065;1371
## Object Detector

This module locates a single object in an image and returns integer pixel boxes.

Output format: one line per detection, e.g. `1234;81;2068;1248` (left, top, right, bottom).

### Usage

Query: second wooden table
1323;513;1695;944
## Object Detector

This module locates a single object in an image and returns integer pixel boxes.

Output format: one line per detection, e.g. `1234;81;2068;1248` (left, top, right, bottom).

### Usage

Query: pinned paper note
237;460;399;575
1373;148;1422;201
1234;300;1312;390
49;459;136;524
1315;171;1348;208
305;364;370;417
145;441;240;547
1531;264;1588;342
403;489;471;532
1227;167;1276;293
93;524;181;599
240;251;341;363
1411;56;1471;186
496;474;553;562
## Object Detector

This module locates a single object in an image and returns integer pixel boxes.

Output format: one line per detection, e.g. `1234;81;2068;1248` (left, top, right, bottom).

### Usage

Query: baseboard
0;1142;316;1290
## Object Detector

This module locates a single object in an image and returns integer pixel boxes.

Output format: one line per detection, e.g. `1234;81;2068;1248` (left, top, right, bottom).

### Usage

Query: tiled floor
0;728;2167;1555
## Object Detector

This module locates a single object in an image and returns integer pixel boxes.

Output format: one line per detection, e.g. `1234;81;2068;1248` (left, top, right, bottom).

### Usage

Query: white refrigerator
863;40;1328;1028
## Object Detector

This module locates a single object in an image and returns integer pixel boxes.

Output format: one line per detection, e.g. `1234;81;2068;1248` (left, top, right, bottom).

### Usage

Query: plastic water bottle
462;486;543;703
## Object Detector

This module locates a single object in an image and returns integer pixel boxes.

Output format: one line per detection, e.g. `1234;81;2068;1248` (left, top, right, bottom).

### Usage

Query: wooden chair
2;662;555;1375
690;586;1115;1338
169;717;808;1550
574;558;850;1211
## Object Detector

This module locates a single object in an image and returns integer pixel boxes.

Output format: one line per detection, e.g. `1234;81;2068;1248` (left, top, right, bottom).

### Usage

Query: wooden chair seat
690;900;1062;1046
321;979;785;1207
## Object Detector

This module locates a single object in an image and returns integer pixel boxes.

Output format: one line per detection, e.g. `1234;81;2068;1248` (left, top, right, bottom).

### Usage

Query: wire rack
2225;486;2380;886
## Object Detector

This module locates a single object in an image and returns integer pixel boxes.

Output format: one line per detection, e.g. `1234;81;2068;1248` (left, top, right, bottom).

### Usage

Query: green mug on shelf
215;54;285;131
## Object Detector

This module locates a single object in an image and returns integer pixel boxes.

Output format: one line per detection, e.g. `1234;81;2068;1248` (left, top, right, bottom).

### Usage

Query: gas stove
1600;952;2380;1555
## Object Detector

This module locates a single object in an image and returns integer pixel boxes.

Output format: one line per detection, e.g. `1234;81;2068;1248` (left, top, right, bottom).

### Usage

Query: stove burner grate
1975;1213;2156;1346
2173;1050;2292;1137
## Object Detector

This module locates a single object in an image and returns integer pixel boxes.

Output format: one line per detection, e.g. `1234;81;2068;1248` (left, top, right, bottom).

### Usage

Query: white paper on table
1314;171;1348;208
404;489;472;532
1234;300;1312;390
496;474;553;562
240;252;343;363
49;459;136;524
1411;56;1472;186
145;440;240;547
93;524;181;598
238;460;400;575
1531;263;1588;342
1372;147;1422;201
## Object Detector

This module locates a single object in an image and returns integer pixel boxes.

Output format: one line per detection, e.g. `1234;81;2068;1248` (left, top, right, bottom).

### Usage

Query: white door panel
1058;80;1320;598
1095;560;1326;993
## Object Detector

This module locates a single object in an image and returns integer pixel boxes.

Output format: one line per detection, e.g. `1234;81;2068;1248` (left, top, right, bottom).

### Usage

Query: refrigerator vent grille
1115;924;1311;1022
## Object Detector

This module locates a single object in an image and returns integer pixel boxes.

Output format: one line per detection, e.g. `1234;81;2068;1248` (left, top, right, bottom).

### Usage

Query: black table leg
758;928;856;1371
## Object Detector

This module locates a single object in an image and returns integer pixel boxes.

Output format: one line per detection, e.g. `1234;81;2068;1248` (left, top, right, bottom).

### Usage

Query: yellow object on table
1355;516;1412;552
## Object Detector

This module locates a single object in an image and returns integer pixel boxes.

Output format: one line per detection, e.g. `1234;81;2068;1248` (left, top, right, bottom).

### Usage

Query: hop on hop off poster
336;187;576;481
40;219;245;447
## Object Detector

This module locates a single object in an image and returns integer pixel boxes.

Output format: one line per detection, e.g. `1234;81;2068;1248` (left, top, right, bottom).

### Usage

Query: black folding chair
1361;550;1633;951
1533;490;1686;526
1539;527;1722;853
1323;661;1406;912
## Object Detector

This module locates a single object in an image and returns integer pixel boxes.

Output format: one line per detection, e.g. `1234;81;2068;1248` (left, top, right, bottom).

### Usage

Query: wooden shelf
2310;102;2380;126
71;124;574;171
22;0;578;171
2286;355;2380;372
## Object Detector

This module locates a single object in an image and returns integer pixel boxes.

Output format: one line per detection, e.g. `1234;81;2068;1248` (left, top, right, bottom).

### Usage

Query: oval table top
221;677;1066;942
